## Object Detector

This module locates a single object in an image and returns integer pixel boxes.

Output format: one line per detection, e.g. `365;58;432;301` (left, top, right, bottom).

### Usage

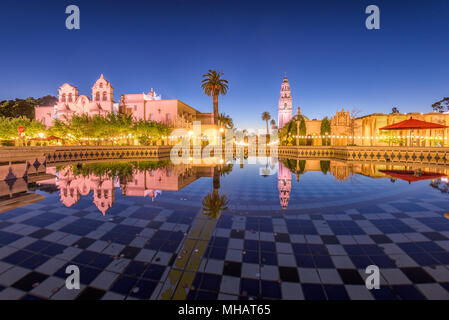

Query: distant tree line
432;98;449;113
0;96;57;119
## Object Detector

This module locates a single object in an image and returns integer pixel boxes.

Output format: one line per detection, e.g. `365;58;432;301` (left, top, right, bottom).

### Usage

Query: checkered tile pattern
0;164;449;300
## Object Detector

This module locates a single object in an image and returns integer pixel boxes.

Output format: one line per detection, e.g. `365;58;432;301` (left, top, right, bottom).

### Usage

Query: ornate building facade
285;107;449;147
35;74;214;129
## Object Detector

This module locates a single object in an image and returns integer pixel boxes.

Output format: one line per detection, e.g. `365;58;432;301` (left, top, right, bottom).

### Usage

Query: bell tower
278;76;293;128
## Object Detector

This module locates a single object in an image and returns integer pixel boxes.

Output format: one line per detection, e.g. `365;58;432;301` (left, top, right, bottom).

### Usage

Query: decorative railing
0;145;172;165
279;145;449;166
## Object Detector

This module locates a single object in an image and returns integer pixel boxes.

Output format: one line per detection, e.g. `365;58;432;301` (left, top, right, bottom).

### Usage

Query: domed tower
278;161;292;210
278;76;293;128
91;74;114;114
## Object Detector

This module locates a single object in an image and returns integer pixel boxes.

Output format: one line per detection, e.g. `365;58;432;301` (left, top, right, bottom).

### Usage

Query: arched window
61;93;66;102
68;93;72;102
95;92;100;101
166;113;171;122
99;83;103;88
102;92;107;101
284;103;287;109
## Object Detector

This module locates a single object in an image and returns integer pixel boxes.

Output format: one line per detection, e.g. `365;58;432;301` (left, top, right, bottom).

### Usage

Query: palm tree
262;112;271;135
201;70;229;124
270;119;276;130
218;113;234;129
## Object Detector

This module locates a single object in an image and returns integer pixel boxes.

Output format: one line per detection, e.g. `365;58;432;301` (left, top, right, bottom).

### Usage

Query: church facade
35;74;214;129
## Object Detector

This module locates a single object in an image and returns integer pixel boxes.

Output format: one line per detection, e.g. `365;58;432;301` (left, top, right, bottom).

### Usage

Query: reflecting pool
1;157;449;300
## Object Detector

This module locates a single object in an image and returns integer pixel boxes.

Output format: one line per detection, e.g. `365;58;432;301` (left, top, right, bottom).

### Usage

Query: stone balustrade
0;145;172;165
279;145;449;166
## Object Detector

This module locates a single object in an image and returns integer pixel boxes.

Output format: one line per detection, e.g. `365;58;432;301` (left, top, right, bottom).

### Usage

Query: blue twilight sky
0;0;449;129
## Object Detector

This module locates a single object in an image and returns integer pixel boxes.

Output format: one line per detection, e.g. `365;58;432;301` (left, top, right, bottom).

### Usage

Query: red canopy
380;169;446;183
380;118;448;130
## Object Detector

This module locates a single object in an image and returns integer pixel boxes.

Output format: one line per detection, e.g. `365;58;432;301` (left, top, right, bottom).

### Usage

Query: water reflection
278;158;448;210
38;161;206;214
28;158;449;214
201;164;233;219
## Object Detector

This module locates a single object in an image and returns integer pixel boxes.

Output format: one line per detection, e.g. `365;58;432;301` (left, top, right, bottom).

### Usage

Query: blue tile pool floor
0;160;449;300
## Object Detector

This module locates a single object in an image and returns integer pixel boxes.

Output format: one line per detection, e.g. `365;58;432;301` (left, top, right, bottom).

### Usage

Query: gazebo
379;118;448;147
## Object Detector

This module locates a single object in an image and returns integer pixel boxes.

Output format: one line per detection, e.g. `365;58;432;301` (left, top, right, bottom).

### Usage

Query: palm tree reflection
201;164;232;219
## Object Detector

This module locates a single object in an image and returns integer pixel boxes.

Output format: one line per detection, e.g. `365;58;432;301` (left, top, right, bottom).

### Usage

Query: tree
218;113;234;129
70;160;170;179
320;160;330;174
350;109;361;145
45;113;170;146
67;114;91;142
0;96;57;119
0;116;47;142
133;120;171;145
270;119;276;129
432;98;449;113
281;158;305;180
48;119;69;139
298;117;306;145
278;115;306;146
261;112;271;135
201;70;229;124
391;107;400;114
320;117;331;146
